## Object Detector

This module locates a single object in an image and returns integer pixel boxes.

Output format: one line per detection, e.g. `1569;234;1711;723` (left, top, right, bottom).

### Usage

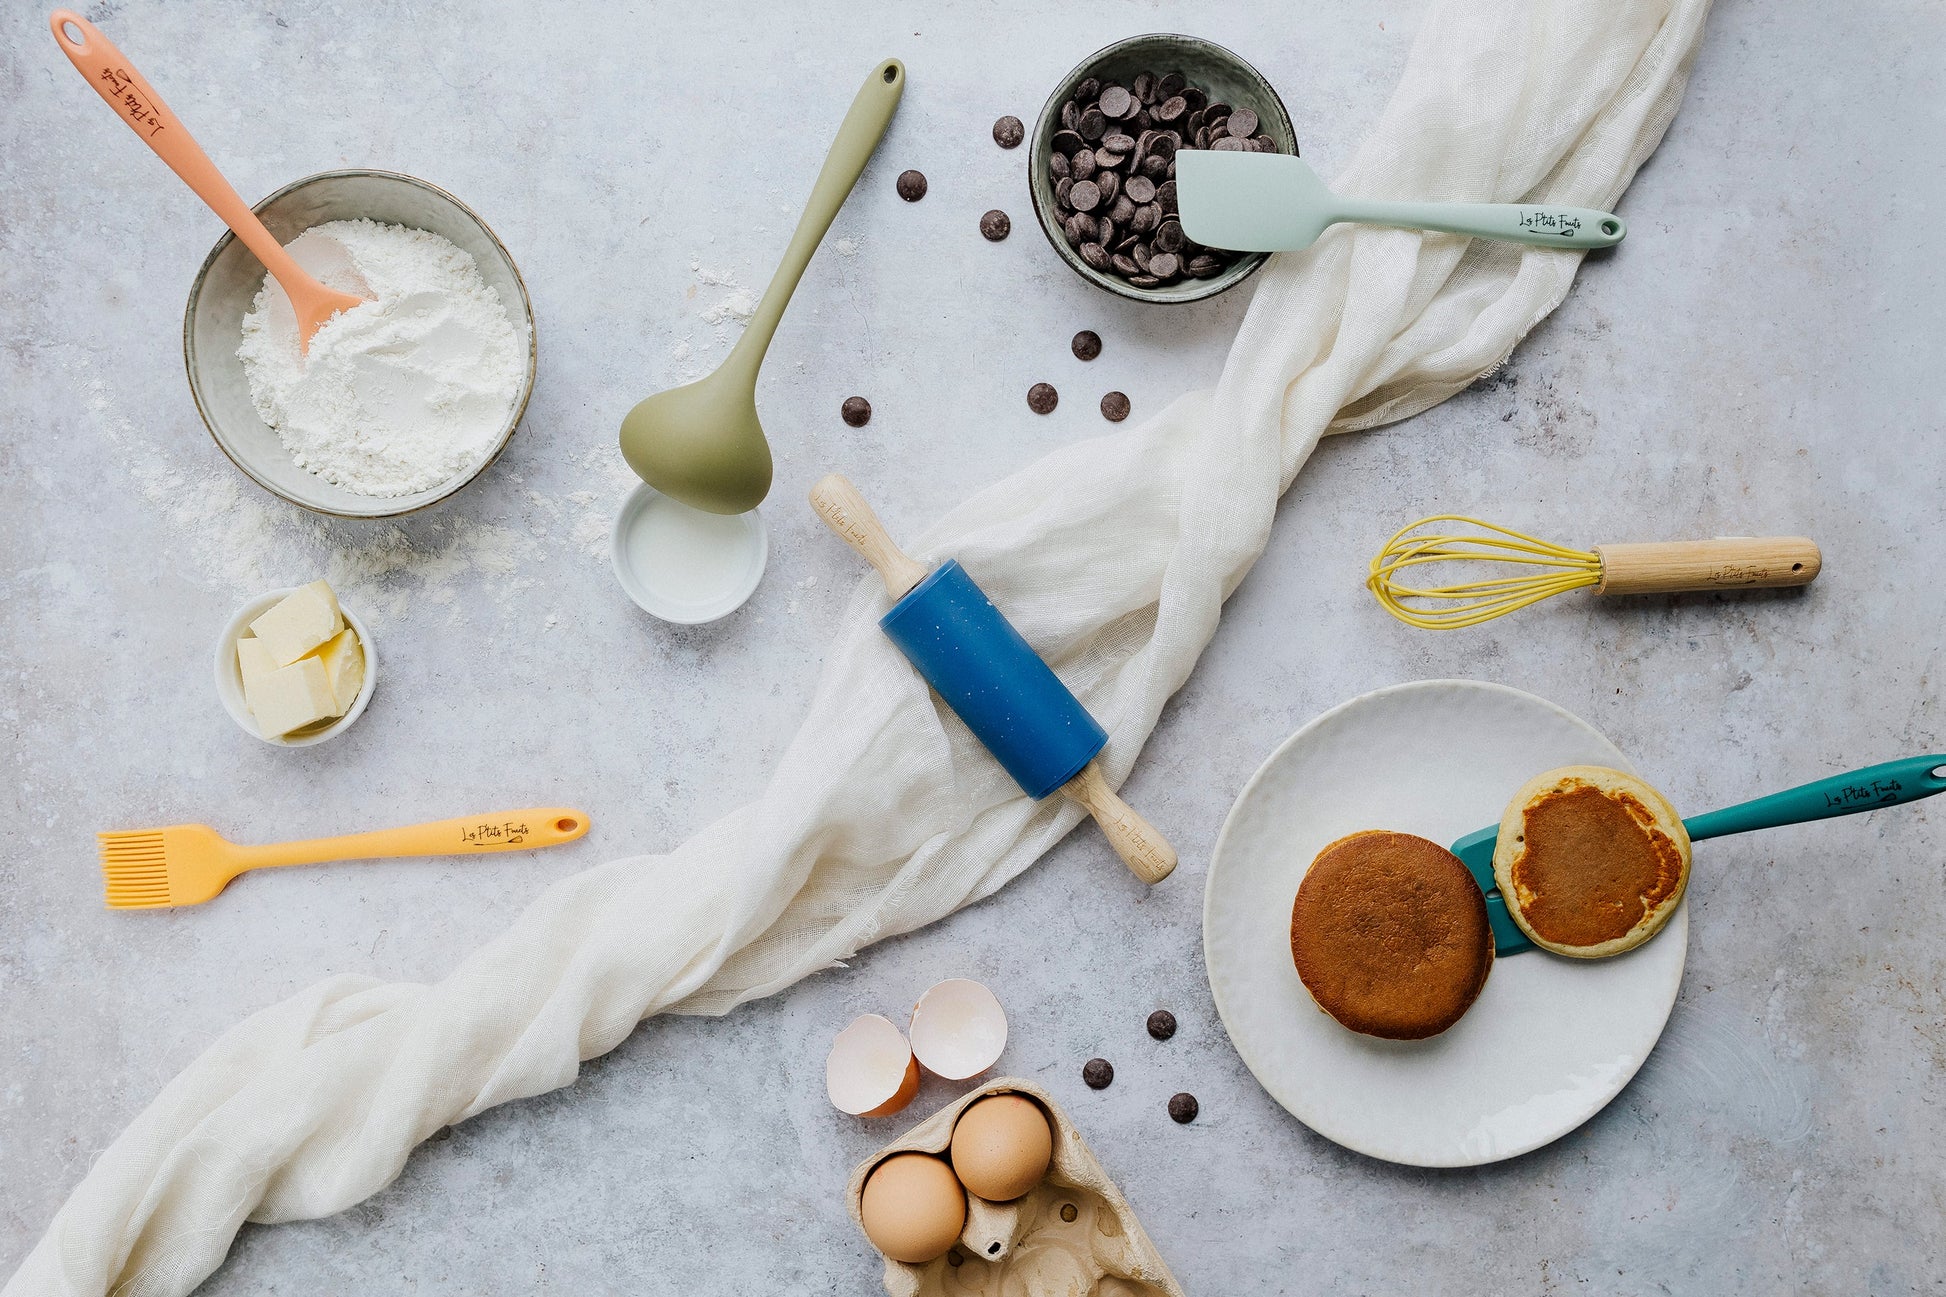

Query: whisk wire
1368;515;1602;630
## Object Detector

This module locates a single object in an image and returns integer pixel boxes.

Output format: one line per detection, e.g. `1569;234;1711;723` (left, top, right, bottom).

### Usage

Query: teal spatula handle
1333;196;1625;248
1684;755;1946;842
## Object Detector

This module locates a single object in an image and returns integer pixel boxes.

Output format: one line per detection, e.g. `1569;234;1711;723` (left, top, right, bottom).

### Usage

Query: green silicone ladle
620;59;905;515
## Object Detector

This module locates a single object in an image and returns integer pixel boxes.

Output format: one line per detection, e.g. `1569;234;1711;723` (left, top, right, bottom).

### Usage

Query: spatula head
1175;150;1337;252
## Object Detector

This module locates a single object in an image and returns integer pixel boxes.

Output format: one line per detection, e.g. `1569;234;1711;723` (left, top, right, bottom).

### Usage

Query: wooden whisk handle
810;474;930;599
1060;761;1177;884
1593;537;1822;596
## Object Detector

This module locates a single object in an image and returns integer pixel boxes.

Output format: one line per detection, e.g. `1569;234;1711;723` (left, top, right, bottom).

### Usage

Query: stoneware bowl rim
182;168;537;519
1028;32;1298;305
213;586;377;747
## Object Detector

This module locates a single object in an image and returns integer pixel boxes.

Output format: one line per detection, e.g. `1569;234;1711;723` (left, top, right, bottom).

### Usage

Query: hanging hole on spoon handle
882;62;900;84
53;12;89;50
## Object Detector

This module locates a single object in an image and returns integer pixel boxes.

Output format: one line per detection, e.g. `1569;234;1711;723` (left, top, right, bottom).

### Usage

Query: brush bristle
99;832;169;908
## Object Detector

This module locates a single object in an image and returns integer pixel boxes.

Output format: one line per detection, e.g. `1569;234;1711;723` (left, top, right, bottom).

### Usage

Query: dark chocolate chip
1093;149;1126;172
1212;136;1249;152
1052;128;1085;155
1071;148;1097;181
1188;254;1224;277
1082;1057;1114;1088
1153;218;1184;252
1055;176;1074;209
1101;132;1136;155
896;170;928;201
1096;170;1122;205
1145;251;1179;279
1182;86;1207;113
1156;179;1178;213
840;396;871;427
1131;241;1152;272
1147;1009;1178;1040
980;209;1011;241
1068;179;1101;213
1110;252;1141;276
1132;72;1155;104
1027;382;1059;414
1050;151;1070;181
1061;100;1079;132
1157;71;1187;100
992;115;1025;149
1168;1092;1199;1124
1100;391;1130;421
1124;175;1155;204
1079;242;1110;271
1154;95;1187;123
1141;154;1169;179
1227;107;1260;139
1078;107;1108;140
1098;85;1133;118
1125;273;1162;288
1206;101;1232;121
1075;76;1100;102
1064;212;1097;245
1071;329;1102;361
1108;194;1135;226
1130;203;1159;235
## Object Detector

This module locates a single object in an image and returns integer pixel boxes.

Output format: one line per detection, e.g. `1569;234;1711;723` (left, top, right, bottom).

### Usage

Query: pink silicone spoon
51;10;367;353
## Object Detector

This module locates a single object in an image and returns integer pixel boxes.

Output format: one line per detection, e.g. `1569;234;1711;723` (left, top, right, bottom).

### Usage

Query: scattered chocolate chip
1027;382;1059;414
1060;1203;1079;1223
896;170;928;201
992;114;1025;149
1083;1057;1114;1088
1168;1092;1199;1124
980;209;1012;241
1100;391;1131;422
1147;1009;1178;1040
1071;329;1102;361
840;396;871;427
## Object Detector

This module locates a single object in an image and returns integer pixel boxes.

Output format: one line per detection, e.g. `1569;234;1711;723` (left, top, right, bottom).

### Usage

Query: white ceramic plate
1203;679;1686;1167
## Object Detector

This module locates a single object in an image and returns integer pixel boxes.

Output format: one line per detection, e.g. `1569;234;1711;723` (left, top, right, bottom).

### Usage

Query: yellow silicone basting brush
98;809;590;909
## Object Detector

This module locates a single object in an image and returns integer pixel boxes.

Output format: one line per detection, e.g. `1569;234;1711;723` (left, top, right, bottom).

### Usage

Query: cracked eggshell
828;1014;922;1118
908;978;1008;1081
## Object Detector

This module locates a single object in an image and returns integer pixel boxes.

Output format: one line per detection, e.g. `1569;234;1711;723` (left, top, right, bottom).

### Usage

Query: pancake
1492;765;1691;958
1289;830;1494;1040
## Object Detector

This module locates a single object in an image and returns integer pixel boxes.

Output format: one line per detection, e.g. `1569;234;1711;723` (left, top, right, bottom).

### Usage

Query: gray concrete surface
3;0;1943;1292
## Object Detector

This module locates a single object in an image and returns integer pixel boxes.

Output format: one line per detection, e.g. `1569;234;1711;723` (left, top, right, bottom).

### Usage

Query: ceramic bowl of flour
184;170;537;518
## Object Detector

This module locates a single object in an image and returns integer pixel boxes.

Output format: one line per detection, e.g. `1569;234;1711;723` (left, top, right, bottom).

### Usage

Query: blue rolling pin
811;475;1176;883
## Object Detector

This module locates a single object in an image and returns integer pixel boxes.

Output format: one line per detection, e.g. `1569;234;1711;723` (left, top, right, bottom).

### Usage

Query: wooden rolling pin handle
809;474;930;599
1593;537;1823;596
1060;760;1177;884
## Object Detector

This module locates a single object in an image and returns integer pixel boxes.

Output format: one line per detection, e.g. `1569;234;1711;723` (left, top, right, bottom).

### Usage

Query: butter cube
310;627;365;715
235;635;281;691
244;656;338;738
249;580;343;666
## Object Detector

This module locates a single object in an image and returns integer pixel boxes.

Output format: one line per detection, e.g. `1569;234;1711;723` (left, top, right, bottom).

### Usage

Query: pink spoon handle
50;10;364;348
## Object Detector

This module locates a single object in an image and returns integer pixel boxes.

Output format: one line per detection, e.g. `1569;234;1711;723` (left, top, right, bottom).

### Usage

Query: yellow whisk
1368;516;1824;631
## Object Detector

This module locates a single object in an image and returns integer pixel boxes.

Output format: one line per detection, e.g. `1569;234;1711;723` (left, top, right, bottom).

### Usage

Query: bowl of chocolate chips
1030;34;1297;304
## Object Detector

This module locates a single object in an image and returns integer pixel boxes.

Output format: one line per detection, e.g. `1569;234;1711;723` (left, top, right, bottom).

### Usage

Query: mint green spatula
1454;755;1946;954
1176;149;1626;252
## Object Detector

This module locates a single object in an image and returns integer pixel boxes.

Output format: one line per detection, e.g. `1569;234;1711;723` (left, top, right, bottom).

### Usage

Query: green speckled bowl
1029;34;1298;305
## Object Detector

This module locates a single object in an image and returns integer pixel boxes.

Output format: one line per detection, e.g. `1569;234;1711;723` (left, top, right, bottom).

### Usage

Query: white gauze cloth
9;0;1710;1291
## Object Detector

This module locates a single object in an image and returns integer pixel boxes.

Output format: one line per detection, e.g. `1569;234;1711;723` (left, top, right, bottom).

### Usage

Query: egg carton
846;1077;1184;1297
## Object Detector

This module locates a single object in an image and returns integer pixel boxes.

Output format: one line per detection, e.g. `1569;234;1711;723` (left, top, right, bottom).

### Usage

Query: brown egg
858;1152;966;1263
949;1094;1053;1202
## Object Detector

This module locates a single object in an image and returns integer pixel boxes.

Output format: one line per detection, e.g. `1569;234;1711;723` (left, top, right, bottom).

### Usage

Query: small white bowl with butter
215;581;376;746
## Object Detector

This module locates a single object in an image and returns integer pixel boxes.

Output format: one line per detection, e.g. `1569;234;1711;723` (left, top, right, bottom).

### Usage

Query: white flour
237;219;524;497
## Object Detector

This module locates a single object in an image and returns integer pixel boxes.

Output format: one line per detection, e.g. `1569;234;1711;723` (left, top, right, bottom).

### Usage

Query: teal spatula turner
1453;754;1946;954
1175;149;1626;252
